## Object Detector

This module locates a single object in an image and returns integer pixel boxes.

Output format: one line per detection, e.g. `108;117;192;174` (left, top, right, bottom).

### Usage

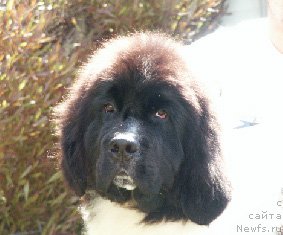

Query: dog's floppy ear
60;122;87;197
179;98;231;225
55;95;88;197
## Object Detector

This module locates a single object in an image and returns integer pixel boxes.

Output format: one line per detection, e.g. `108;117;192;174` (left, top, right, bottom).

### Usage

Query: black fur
54;32;231;225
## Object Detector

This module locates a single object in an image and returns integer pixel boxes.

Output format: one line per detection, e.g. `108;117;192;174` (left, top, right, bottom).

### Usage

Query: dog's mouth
113;170;136;191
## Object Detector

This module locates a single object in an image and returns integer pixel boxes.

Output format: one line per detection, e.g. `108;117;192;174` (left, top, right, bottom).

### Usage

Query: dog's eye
104;103;115;113
155;109;167;119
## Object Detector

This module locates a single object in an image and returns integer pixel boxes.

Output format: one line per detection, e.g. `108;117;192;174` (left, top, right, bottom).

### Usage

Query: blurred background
222;0;266;25
0;0;269;234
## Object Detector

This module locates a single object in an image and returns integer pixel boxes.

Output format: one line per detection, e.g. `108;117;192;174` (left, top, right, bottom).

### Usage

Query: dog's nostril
125;142;138;154
110;143;120;153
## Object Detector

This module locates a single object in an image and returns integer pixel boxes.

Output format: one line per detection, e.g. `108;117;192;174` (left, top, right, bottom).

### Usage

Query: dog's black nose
109;138;138;162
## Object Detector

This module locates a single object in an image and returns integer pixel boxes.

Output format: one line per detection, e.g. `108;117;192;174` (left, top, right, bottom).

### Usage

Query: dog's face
84;75;186;209
55;33;231;225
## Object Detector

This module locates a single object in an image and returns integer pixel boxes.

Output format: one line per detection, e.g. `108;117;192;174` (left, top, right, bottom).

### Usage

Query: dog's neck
80;194;207;235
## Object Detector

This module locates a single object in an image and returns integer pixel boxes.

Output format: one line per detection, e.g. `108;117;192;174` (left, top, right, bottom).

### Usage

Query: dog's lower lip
113;171;136;190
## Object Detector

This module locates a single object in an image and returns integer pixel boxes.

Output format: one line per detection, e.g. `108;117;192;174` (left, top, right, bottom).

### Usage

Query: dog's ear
55;96;88;197
60;122;87;197
178;99;231;225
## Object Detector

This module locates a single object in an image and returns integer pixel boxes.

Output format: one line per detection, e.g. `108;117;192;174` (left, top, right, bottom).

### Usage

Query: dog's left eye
155;109;167;119
104;103;115;113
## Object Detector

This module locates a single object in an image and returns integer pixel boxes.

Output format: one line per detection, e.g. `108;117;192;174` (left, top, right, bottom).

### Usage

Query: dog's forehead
109;78;176;109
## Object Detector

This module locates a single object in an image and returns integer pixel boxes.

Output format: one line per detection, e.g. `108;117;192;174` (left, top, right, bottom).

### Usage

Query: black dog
54;33;231;234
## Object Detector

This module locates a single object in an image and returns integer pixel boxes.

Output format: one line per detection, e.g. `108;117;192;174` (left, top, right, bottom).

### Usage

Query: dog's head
54;33;231;225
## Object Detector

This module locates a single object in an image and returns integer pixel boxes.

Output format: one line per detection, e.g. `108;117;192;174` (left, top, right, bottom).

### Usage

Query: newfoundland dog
54;32;232;235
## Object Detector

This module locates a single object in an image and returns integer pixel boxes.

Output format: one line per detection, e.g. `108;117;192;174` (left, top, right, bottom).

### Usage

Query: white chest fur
80;197;208;235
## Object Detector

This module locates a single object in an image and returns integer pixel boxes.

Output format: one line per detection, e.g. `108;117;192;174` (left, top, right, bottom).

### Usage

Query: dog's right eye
155;109;168;119
104;103;115;113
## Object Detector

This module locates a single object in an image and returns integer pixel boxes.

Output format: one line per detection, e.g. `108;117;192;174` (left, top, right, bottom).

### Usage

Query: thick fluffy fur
54;33;231;234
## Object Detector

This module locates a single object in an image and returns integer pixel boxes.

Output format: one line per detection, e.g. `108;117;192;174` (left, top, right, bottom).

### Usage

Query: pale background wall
221;0;267;26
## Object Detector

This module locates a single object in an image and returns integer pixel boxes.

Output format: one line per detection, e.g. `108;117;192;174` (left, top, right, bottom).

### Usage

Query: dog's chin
113;171;137;191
